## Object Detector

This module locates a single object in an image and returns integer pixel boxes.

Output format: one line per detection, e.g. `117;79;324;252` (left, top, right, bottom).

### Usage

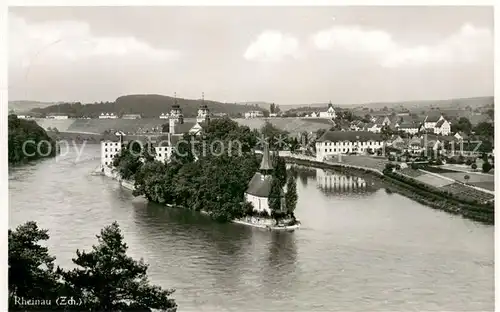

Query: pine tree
285;174;298;219
268;177;283;223
60;222;177;311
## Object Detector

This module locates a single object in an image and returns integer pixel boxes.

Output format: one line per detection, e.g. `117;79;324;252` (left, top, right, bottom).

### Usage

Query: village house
423;114;451;135
46;113;69;120
244;144;284;215
99;112;118;119
398;122;420;135
319;102;337;119
245;110;264;119
315;131;384;161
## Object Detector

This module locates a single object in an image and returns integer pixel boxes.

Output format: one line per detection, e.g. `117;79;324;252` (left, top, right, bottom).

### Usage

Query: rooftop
317;131;384;143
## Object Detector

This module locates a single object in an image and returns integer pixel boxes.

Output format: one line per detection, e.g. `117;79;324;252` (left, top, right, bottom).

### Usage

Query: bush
471;163;477;170
435;159;443;165
465;159;473;166
482;161;492;173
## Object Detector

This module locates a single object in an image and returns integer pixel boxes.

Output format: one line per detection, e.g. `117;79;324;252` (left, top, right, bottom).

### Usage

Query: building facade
244;111;264;119
99;113;118;119
315;131;384;161
101;140;123;167
319;102;336;119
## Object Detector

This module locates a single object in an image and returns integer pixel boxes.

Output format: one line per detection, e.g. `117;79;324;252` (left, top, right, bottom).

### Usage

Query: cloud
9;14;180;69
311;23;492;68
243;31;300;62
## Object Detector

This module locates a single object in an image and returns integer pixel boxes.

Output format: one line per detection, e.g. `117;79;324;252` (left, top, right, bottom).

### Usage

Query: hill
29;94;268;118
282;96;494;112
8;101;57;113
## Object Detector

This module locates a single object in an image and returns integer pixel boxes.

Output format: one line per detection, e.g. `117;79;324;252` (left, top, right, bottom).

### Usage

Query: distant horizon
9;7;493;105
8;93;494;108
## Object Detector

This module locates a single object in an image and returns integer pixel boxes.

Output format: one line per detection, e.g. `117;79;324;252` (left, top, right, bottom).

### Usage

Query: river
8;144;494;311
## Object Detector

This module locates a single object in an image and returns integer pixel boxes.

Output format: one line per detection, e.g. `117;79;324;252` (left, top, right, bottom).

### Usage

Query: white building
46;113;69;120
434;119;451;135
99;113;118;119
398;122;420;135
159;113;169;119
244;111;264;119
319;102;336;119
122;114;142;119
315;131;384;161
101;140;123;167
366;123;382;133
244;145;284;215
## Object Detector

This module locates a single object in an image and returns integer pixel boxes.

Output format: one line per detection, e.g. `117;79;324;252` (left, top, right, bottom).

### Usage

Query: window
329;149;332;152
105;162;108;165
105;143;108;146
159;153;162;157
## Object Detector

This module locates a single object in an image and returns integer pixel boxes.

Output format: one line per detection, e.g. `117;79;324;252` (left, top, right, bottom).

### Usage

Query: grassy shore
283;156;494;225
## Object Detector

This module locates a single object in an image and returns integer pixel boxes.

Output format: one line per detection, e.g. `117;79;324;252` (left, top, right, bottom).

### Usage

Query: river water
9;144;494;311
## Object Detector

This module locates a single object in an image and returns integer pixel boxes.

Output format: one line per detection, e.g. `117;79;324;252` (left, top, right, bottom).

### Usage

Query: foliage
8;222;61;304
471;163;478;170
9;221;176;311
464;175;470;183
8;114;57;164
60;222;177;311
272;154;287;188
260;121;289;150
268;177;283;215
113;147;143;180
133;119;261;222
482;161;492;173
473;122;494;138
285;173;298;217
451;117;473;135
31;95;259;118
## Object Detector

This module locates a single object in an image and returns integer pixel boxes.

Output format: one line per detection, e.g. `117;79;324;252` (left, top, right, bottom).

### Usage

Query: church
244;144;284;216
101;93;211;166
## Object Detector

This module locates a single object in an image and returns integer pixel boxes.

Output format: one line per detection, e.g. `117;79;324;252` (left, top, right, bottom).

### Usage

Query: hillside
282;96;494;112
8;100;57;113
29;94;268;118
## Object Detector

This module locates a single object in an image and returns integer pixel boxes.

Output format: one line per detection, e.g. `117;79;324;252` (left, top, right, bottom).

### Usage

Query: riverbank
98;165;300;231
283;154;494;225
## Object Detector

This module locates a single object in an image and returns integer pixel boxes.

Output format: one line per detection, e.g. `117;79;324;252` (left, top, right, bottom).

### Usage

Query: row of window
321;141;382;146
104;148;119;152
104;142;120;146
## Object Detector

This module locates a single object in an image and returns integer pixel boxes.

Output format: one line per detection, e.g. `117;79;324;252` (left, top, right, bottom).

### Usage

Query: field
440;183;494;202
233;118;332;136
400;168;425;178
414;174;453;188
438;172;495;191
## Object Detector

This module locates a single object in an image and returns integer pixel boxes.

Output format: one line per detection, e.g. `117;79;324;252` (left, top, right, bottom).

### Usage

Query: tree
474;122;494;137
451;117;472;134
471;163;478;170
9;222;61;304
482;161;492;173
268;178;283;222
8;114;57;164
464;175;470;184
272;154;287;188
285;173;297;219
60;222;177;311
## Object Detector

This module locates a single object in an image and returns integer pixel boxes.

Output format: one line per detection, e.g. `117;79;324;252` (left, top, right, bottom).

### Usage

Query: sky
8;6;494;105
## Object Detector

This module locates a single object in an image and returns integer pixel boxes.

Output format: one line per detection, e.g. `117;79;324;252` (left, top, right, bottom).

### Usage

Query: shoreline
284;156;494;225
95;165;300;231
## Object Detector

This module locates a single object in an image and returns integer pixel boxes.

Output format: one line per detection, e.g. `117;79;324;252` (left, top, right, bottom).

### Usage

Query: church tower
169;92;184;134
196;92;210;124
